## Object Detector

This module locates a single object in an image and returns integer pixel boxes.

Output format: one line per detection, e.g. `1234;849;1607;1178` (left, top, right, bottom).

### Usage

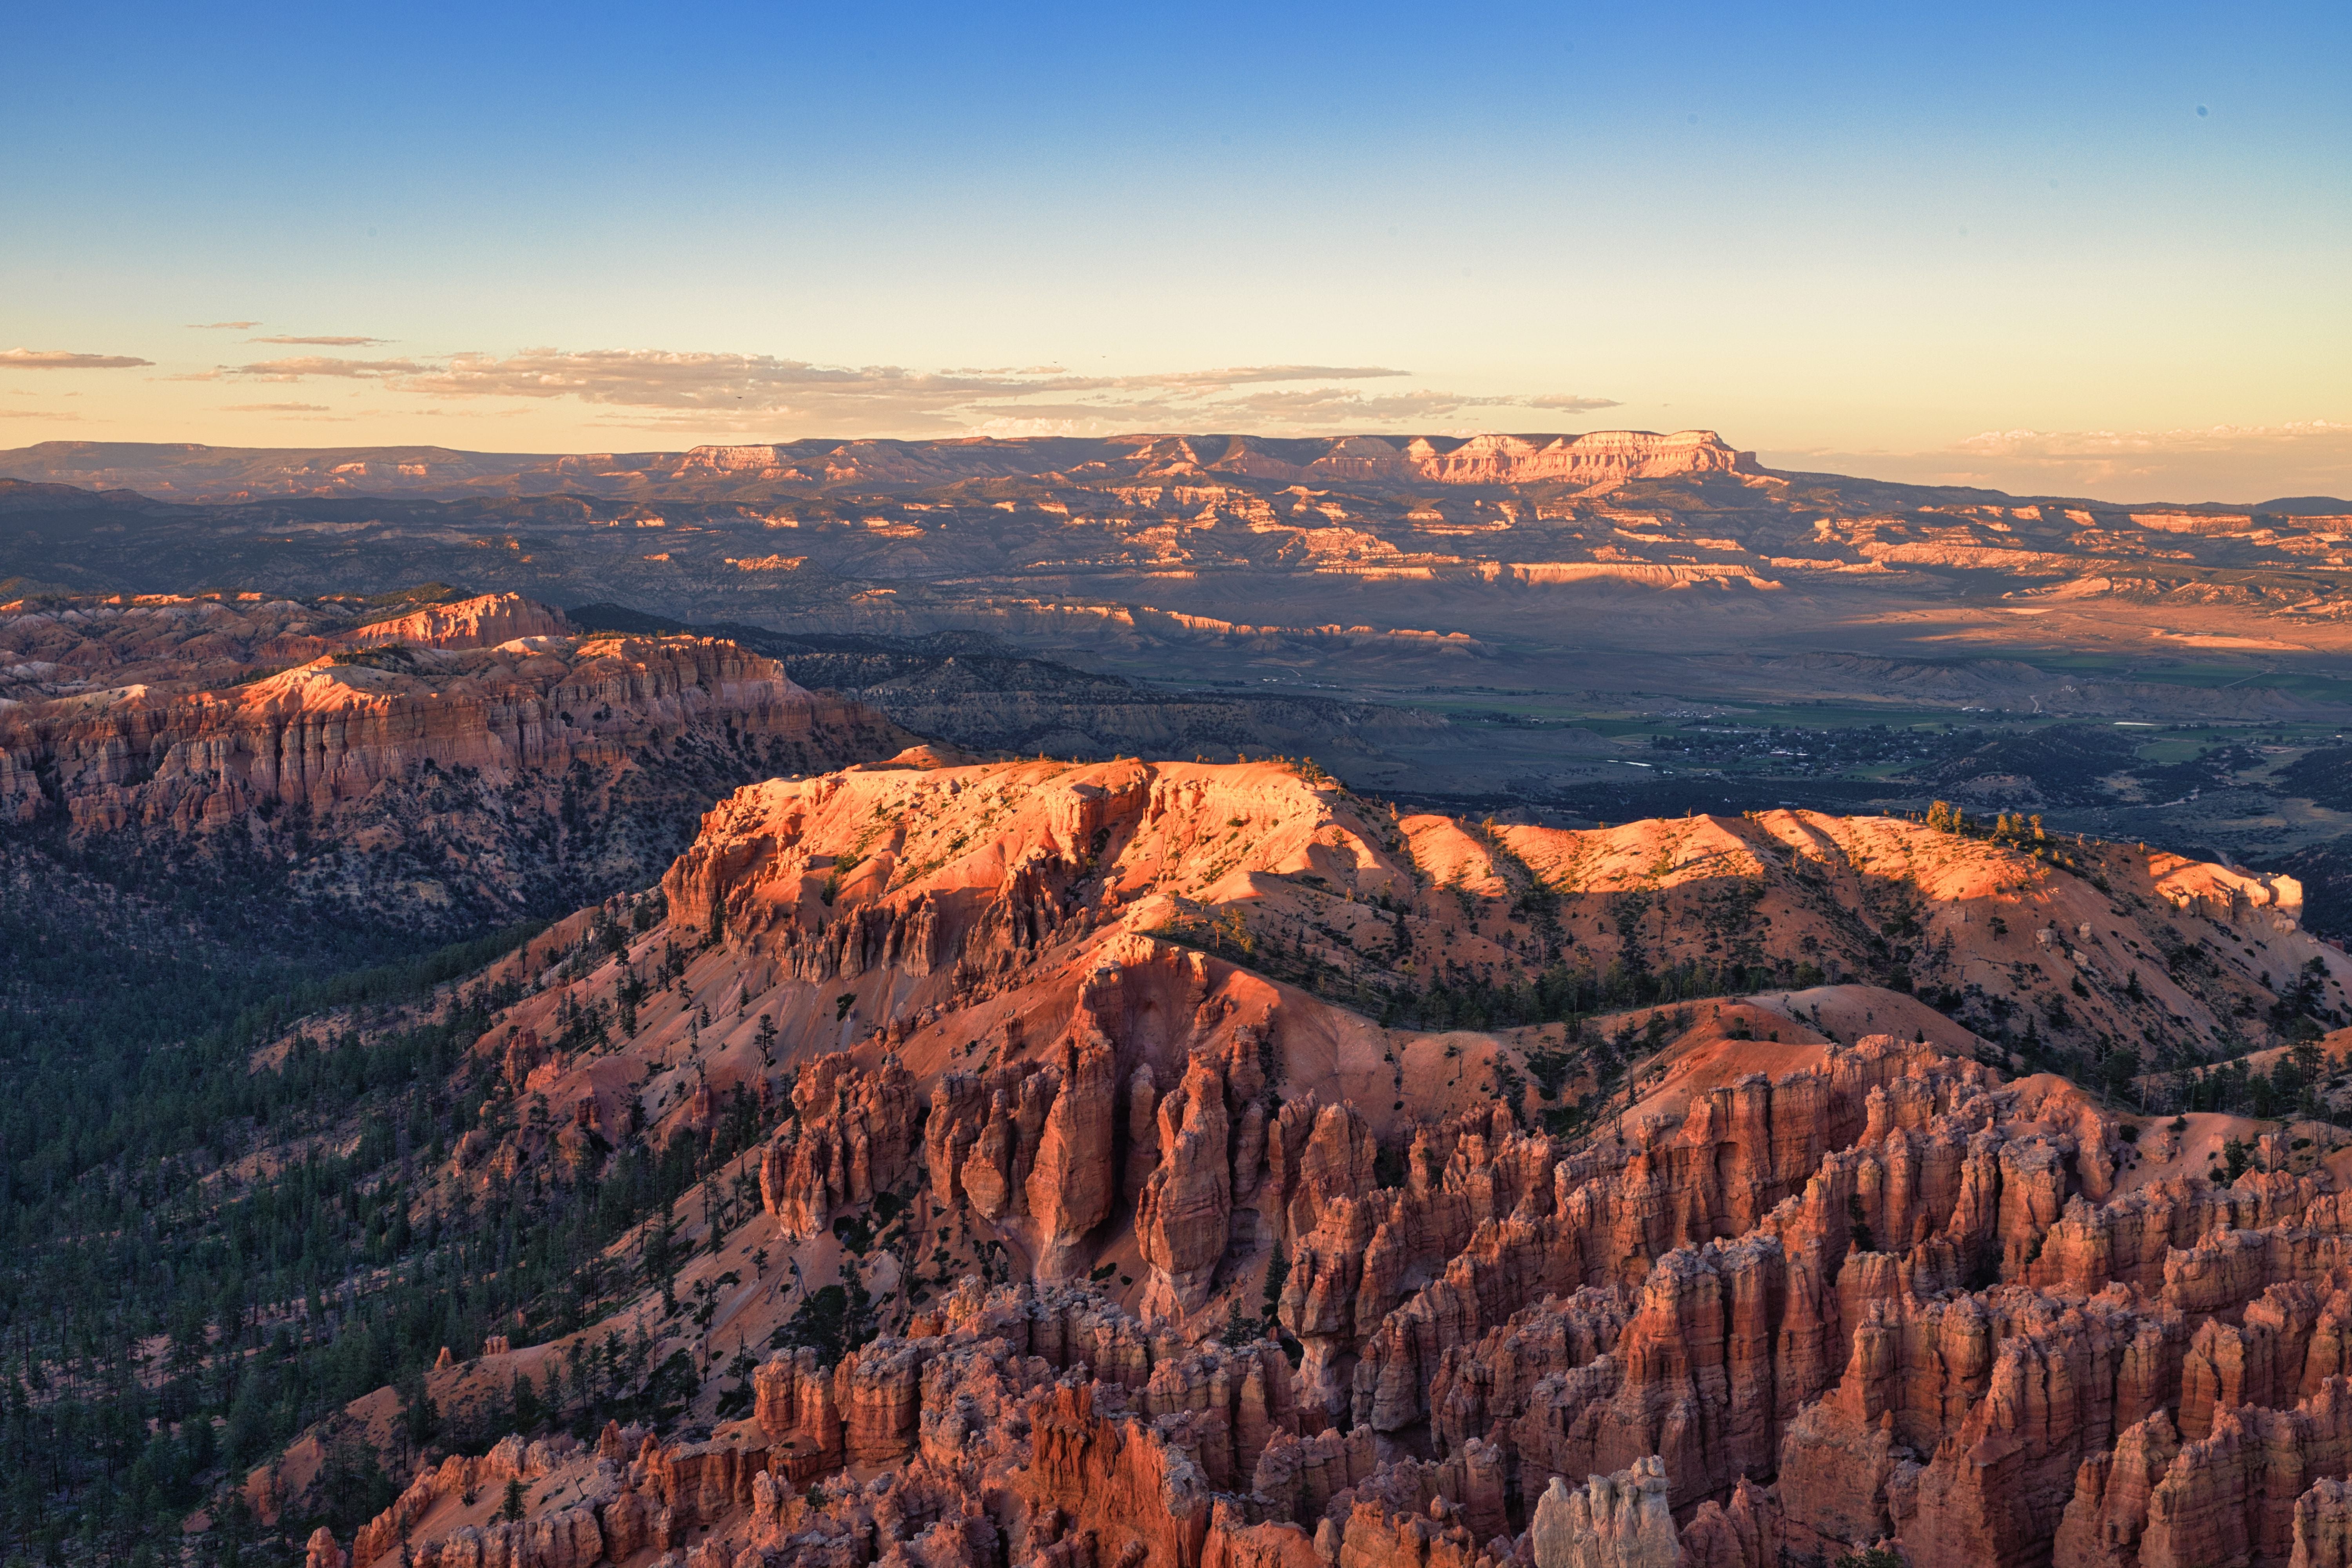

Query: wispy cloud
963;383;1620;435
1953;420;2352;464
187;321;261;330
206;346;1620;437
1955;421;2352;503
1524;394;1624;412
0;348;154;370
0;409;83;420
1773;420;2352;505
1102;364;1411;390
223;401;332;413
401;349;1041;417
245;334;391;347
220;356;434;380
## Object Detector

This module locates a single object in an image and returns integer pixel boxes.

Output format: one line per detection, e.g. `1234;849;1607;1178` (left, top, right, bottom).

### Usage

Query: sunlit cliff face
267;741;2352;1568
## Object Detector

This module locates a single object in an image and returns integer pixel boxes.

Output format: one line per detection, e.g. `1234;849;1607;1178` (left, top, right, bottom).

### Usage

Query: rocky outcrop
4;628;860;833
1127;1063;1163;1200
1408;429;1758;488
2293;1477;2352;1568
1020;1377;1214;1568
350;998;2352;1568
345;1281;1334;1568
753;1347;844;1479
1137;1053;1237;1321
1329;1040;1987;1441
1527;1459;1680;1568
837;1338;930;1463
348;592;566;649
1507;1233;1806;1512
2053;1408;2183;1568
2046;1379;2352;1568
660;759;1159;971
1026;1029;1121;1282
1783;1283;2180;1555
1680;1480;1782;1568
1310;1494;1514;1568
1429;1287;1637;1456
758;1052;922;1238
348;1433;579;1567
1267;1097;1377;1252
924;1033;1120;1281
0;595;913;960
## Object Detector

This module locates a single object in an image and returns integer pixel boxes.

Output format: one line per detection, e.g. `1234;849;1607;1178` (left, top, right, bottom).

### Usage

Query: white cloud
186;321;261;330
245;335;392;347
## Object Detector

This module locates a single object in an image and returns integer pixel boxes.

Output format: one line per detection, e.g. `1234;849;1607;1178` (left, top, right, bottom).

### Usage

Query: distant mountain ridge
0;429;1757;501
0;430;2322;514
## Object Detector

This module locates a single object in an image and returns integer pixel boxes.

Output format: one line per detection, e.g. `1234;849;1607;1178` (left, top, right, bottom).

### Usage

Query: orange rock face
1025;1028;1122;1282
323;752;2352;1568
751;1347;842;1479
758;1051;922;1238
346;593;567;649
505;1025;2295;1568
1137;1053;1238;1321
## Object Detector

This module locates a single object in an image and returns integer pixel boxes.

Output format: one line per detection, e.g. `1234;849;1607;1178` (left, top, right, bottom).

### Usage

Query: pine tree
1260;1247;1290;1332
512;1368;542;1432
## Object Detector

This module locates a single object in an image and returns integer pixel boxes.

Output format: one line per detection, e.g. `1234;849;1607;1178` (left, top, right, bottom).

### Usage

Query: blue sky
2;1;2347;499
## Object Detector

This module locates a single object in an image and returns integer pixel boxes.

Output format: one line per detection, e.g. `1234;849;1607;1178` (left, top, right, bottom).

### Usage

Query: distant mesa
0;429;1758;501
345;590;568;648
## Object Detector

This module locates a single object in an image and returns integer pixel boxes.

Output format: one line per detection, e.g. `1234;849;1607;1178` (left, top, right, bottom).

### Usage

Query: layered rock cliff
0;589;911;946
0;591;883;835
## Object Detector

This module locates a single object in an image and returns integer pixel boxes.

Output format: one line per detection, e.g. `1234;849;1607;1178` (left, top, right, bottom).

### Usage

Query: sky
2;1;2347;503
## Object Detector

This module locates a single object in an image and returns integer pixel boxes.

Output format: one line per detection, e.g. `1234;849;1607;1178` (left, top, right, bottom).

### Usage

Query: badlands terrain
5;430;2350;922
3;432;2348;701
2;434;2352;1568
4;432;2349;740
0;430;2343;738
153;748;2352;1568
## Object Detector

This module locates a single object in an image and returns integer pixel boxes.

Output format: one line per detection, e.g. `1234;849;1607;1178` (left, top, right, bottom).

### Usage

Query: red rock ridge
290;754;2352;1568
346;592;567;649
0;633;860;832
